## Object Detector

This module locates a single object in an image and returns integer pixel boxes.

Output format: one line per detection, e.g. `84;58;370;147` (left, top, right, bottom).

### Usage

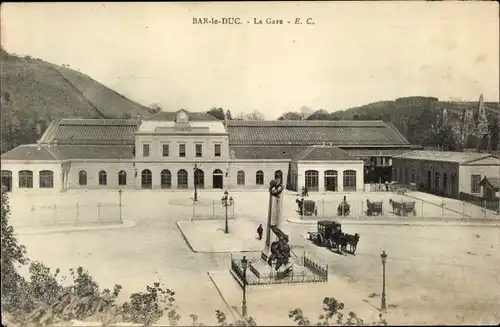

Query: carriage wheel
317;234;324;246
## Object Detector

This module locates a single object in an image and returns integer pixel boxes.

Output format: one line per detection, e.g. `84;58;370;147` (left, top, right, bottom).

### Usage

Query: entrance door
212;169;223;189
324;170;338;192
1;170;12;192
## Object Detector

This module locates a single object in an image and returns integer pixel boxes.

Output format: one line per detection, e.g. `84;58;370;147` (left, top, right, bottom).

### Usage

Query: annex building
392;150;500;199
1;109;419;194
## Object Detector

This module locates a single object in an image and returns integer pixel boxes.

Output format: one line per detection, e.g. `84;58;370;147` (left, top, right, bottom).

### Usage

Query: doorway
213;169;223;189
324;170;338;191
1;170;12;192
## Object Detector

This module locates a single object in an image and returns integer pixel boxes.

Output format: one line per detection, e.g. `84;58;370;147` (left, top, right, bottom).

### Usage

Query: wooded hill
0;48;152;153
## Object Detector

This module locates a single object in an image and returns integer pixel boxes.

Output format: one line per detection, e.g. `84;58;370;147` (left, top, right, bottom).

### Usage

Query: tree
278;111;303;120
226;110;233;120
1;189;28;312
207;107;226;120
148;103;162;115
245;110;265;120
489;115;499;151
306;109;334;120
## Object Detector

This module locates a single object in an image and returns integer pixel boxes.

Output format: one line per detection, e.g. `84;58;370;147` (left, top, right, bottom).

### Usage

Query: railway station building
1;109;419;194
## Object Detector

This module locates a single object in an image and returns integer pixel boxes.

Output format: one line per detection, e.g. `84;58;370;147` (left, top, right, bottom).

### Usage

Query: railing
11;202;122;227
296;194;500;220
303;252;328;280
192;200;235;220
230;253;328;286
459;192;500;213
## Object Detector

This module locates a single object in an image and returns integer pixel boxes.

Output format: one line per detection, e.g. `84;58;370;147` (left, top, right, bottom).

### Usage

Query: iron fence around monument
230;253;328;286
192;200;235;220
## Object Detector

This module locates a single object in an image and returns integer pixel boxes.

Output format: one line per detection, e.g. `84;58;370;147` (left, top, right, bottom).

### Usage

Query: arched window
118;170;127;186
237;170;245;186
194;169;204;189
98;171;107;186
304;170;319;192
141;169;152;189
19;170;33;188
343;170;356;191
161;170;172;189
39;170;54;188
177;169;188;189
79;170;87;186
324;170;338;192
274;170;283;182
256;170;264;185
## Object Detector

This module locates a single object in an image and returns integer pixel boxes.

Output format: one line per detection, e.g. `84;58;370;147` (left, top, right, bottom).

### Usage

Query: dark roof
146;110;219;121
344;149;414;158
231;146;309;160
230;145;358;161
480;177;500;190
56;145;134;160
39;119;141;145
293;146;356;161
395;150;494;164
226;120;410;146
1;145;61;161
1;144;134;161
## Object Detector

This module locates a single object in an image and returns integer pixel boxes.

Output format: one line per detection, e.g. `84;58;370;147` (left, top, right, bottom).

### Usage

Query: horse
348;233;360;254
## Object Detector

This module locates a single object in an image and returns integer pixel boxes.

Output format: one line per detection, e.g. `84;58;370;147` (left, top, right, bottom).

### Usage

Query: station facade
1;109;419;194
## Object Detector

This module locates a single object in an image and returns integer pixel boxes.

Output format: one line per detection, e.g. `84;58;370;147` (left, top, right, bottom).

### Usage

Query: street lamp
221;190;234;234
118;189;123;223
193;164;199;202
380;250;387;312
241;256;248;318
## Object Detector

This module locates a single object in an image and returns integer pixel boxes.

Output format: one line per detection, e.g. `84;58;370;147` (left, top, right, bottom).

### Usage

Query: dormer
176;109;189;123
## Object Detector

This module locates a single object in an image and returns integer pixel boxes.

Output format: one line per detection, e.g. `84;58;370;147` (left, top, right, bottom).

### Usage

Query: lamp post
118;189;123;223
380;250;387;312
221;190;234;234
193;164;199;202
241;256;248;318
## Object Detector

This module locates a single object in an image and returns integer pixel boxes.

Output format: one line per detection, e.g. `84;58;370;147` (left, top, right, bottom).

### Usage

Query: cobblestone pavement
10;190;500;325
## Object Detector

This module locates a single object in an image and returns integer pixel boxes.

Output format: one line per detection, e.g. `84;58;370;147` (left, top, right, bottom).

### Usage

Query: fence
12;202;122;227
192;200;235;220
230;253;328;286
459;192;500;213
298;194;500;221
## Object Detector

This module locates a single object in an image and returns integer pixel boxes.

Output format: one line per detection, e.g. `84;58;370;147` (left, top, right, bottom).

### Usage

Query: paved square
177;220;265;253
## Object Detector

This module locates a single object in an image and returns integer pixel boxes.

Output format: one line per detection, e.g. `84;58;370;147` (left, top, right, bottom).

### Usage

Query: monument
229;179;328;284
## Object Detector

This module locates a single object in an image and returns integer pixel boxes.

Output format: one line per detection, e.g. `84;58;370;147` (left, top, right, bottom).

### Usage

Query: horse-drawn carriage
296;198;317;216
307;220;360;254
389;199;416;216
366;199;383;216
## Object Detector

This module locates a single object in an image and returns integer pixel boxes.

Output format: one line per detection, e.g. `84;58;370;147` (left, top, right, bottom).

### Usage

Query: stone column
261;180;285;262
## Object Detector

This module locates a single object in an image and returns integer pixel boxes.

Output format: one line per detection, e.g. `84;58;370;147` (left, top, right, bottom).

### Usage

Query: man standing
257;224;263;240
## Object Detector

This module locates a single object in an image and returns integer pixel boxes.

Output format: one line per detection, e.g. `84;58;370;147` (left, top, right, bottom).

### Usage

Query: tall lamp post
380;250;387;312
193;164;199;202
221;190;234;234
241;256;248;318
118;189;123;224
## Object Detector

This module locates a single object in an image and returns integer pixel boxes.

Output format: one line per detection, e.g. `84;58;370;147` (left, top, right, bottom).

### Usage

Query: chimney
37;141;41;151
53;140;58;146
136;114;142;120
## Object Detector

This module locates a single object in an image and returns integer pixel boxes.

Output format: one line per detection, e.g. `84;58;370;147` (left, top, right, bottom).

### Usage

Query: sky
1;2;499;119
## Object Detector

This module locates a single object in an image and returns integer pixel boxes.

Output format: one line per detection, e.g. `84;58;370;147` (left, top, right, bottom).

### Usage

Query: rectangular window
179;144;186;157
195;144;202;157
143;144;150;157
410;169;416;183
435;172;440;190
162;144;169;157
214;144;221;157
471;174;481;193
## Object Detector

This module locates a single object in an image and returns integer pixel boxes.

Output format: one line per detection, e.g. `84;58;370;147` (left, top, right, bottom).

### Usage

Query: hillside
0;49;152;153
332;96;499;144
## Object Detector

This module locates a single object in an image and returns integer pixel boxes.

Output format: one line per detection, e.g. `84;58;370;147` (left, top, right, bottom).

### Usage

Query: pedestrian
304;186;309;197
257;224;263;240
385;180;389;192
